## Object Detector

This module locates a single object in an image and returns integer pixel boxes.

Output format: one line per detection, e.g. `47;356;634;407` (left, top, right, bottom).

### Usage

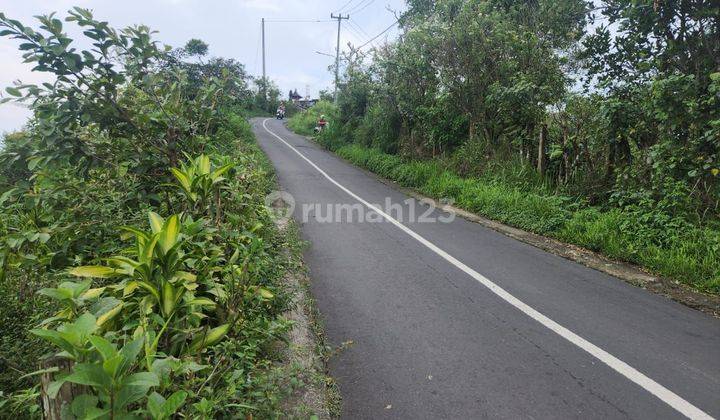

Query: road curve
251;118;720;419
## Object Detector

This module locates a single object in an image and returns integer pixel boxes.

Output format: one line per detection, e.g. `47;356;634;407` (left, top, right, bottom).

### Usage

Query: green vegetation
0;9;304;418
288;0;719;293
287;100;338;136
331;144;720;292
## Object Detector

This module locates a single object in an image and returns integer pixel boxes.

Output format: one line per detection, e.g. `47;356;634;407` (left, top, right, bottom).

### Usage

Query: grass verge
310;141;720;295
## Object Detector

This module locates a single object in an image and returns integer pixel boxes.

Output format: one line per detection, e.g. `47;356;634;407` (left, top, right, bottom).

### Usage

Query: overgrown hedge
0;9;302;418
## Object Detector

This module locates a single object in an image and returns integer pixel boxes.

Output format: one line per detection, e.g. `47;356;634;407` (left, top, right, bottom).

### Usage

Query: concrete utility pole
261;17;266;101
330;13;349;101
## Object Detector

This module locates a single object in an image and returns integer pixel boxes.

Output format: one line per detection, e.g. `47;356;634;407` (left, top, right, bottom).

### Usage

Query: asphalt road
252;118;720;419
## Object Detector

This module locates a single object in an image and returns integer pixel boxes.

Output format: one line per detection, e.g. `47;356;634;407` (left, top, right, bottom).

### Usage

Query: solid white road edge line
261;118;713;420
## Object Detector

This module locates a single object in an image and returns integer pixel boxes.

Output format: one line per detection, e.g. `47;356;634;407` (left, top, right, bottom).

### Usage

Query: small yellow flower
712;168;720;177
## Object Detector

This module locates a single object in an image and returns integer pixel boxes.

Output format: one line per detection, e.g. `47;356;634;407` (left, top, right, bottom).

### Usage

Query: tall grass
287;100;338;136
334;144;720;293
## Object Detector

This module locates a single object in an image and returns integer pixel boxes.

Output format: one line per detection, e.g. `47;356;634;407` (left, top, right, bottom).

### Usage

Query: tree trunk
40;356;88;420
537;124;548;175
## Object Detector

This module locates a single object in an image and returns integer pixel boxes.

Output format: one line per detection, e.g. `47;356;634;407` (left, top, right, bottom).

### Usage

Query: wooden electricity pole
330;13;349;102
261;17;266;103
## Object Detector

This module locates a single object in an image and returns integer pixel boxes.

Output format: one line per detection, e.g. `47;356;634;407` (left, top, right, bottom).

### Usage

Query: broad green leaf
63;312;98;345
163;390;188;417
140;234;159;264
158;214;180;253
123;371;159;387
117;337;144;377
197;154;211;175
102;354;123;379
69;266;117;278
81;287;105;300
210;163;233;180
89;335;117;361
123;281;140;296
170;168;192;194
187;297;216;307
30;328;76;355
148;211;164;234
147;392;165;419
96;302;123;326
173;271;196;282
38;287;74;301
161;281;178;317
188;323;230;353
65;363;112;390
70;394;99;418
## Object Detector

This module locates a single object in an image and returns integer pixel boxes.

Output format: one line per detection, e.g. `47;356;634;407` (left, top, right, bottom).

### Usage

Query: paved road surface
252;118;720;419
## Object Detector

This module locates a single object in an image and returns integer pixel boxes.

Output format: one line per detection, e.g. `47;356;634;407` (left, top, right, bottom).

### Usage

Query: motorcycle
276;109;285;120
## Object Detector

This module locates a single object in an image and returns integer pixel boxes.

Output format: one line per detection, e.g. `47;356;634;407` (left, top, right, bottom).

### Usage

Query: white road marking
261;118;714;420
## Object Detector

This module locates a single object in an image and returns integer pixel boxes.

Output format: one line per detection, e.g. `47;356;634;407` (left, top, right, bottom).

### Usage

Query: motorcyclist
317;114;327;130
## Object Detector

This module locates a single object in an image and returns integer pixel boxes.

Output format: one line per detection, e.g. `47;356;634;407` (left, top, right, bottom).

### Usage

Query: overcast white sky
0;0;406;133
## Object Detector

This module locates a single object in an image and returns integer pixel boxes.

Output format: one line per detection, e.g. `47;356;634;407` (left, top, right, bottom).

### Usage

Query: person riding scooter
314;114;327;133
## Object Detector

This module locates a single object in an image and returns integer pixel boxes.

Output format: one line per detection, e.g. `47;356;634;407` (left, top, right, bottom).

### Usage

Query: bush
287;100;338;136
0;10;301;419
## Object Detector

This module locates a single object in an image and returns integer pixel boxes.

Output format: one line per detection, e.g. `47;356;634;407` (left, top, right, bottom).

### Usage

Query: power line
348;19;370;38
264;19;333;23
347;0;375;15
345;21;366;41
337;0;356;13
357;19;398;50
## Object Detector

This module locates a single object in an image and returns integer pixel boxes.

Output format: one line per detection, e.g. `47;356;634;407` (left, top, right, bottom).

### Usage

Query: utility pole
330;13;349;101
261;17;266;103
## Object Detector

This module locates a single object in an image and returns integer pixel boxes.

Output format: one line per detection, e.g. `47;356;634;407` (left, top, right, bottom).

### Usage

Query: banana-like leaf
119;226;149;242
170;168;193;196
173;271;197;283
148;212;164;234
123;281;140;296
69;266;118;278
139;234;159;264
197;155;211;175
81;287;106;300
136;281;161;302
158;214;180;254
161;281;185;318
188;323;230;353
106;256;138;276
96;302;123;326
187;297;216;307
210;163;233;181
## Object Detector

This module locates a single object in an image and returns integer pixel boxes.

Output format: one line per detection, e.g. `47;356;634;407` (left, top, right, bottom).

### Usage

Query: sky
0;0;406;134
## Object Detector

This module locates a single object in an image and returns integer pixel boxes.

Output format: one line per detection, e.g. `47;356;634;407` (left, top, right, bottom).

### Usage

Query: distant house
289;89;302;102
297;98;318;109
289;88;318;109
